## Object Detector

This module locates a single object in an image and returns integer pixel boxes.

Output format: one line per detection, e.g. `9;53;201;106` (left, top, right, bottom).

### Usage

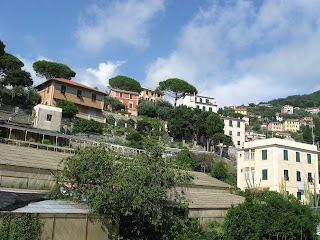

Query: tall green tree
157;78;197;107
55;100;79;118
137;100;157;118
104;95;125;111
109;75;142;93
33;60;76;80
57;146;191;239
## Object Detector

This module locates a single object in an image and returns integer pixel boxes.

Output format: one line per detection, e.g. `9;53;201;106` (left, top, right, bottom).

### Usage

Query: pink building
222;117;246;148
109;88;139;116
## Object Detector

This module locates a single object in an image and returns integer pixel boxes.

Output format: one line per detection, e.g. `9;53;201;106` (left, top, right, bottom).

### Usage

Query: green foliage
0;214;42;240
55;100;79;118
137;100;157;117
175;149;196;170
179;220;224;240
104;95;125;111
301;125;313;144
211;133;233;147
73;119;103;134
32;60;76;80
106;115;115;126
136;119;152;135
224;190;319;239
58;146;192;239
109;75;142;93
126;131;143;149
0;86;40;109
0;40;4;56
211;160;228;181
157;78;197;107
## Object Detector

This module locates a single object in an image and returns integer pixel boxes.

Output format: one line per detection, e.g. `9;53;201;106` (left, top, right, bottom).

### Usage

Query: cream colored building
237;138;319;202
267;122;283;132
222;117;245;148
140;87;164;102
281;105;294;114
183;94;218;112
283;119;300;132
234;107;247;116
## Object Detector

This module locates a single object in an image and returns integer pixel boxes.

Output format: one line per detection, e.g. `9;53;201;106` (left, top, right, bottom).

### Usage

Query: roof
185;93;215;100
188;171;233;189
221;116;246;122
109;88;140;95
35;78;106;95
13;200;89;214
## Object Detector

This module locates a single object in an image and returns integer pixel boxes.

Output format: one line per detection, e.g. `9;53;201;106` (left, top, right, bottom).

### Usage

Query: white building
222;117;246;148
281;105;294;115
183;94;218;112
33;104;62;132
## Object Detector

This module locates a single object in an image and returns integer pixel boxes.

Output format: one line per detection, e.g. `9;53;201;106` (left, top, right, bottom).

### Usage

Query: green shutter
296;152;300;162
307;154;312;164
237;132;240;136
284;170;289;181
284;150;288;160
237;121;240;128
209;107;212;112
262;169;268;180
297;192;302;200
202;106;206;111
196;105;200;109
262;150;267;160
308;172;313;182
296;171;301;181
229;130;232;136
229;120;233;126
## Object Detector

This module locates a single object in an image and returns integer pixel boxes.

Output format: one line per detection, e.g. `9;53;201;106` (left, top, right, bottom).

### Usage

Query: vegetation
55;100;79;118
109;75;142;93
56;146;192;239
104;95;125;111
157;78;197;107
210;160;236;186
137;99;173;120
73;119;103;134
32;60;76;80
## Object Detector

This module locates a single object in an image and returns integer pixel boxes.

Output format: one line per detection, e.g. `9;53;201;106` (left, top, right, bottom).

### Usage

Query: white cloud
76;0;165;52
145;0;320;107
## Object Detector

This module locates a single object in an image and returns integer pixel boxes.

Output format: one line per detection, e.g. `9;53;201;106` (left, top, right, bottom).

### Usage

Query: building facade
109;88;139;116
33;104;62;132
234;107;248;116
281;105;294;114
283;119;300;132
268;122;283;132
140;87;164;102
183;94;218;112
35;78;106;123
222;117;245;148
237;138;319;202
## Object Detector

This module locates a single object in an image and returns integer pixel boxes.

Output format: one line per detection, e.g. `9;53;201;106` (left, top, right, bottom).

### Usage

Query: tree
33;60;76;80
157;78;197;107
168;105;194;141
126;131;143;149
210;160;228;181
301;125;313;144
136;119;152;135
104;95;125;111
109;75;142;93
137;100;157;118
55;100;79;118
73;119;103;134
175;149;196;170
224;190;318;239
57;146;191;239
0;39;4;56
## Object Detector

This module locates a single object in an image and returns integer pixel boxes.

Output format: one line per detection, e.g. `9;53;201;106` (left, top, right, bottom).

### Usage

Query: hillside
263;90;320;108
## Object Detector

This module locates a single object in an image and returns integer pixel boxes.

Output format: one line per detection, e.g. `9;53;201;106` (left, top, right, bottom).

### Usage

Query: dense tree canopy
55;100;79;118
57;146;191;239
33;60;76;80
157;78;197;107
104;95;125;111
73;119;103;134
109;75;142;93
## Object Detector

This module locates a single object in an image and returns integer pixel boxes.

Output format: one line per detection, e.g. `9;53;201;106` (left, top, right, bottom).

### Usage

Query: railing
75;112;106;123
0;137;75;154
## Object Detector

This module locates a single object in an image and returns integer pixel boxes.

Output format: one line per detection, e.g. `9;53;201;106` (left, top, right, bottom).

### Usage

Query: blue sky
1;0;320;107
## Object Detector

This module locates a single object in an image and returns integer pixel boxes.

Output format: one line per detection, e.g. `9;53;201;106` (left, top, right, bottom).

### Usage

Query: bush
175;149;196;170
73;119;103;134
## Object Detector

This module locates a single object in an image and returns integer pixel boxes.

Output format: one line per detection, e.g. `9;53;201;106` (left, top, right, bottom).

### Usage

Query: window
61;85;66;93
296;152;300;162
46;114;52;121
237;121;241;128
251;150;255;160
307;154;312;164
244;151;249;161
92;94;96;102
129;103;133;108
251;167;255;180
284;170;289;181
262;169;268;180
308;172;313;182
245;167;250;180
237;141;240;146
297;192;302;200
206;99;209;103
229;130;232;136
202;106;206;111
262;149;267;160
77;90;82;98
119;92;123;97
237;132;240;136
146;90;149;94
209;107;212;112
283;150;288;161
130;94;133;99
199;98;202;103
196;105;200;109
229;120;233;126
296;171;301;181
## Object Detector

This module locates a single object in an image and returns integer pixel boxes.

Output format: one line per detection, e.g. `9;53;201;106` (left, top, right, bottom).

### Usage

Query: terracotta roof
35;78;106;95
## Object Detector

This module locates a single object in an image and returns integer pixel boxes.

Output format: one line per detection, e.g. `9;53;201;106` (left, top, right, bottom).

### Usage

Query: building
237;138;319;202
245;132;266;142
233;107;247;116
140;87;164;102
258;103;272;108
267;122;283;132
109;88;139;116
300;117;314;127
33;104;62;132
305;107;320;115
35;78;106;123
222;117;245;148
275;132;292;139
281;105;294;114
275;113;283;122
183;94;218;112
283;119;300;132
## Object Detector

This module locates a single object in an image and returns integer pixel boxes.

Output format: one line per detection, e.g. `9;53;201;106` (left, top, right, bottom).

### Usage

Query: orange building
35;78;106;123
109;88;139;116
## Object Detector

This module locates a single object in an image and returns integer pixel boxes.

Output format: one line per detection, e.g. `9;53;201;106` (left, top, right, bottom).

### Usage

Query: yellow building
283;119;300;132
237;138;319;202
140;87;164;102
267;122;283;132
234;107;247;115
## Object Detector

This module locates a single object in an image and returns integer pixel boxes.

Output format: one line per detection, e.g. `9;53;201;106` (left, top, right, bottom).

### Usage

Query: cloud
76;0;165;52
75;61;125;91
145;0;320;107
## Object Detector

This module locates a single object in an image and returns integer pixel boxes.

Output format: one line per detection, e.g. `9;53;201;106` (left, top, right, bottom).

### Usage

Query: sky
1;0;320;107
